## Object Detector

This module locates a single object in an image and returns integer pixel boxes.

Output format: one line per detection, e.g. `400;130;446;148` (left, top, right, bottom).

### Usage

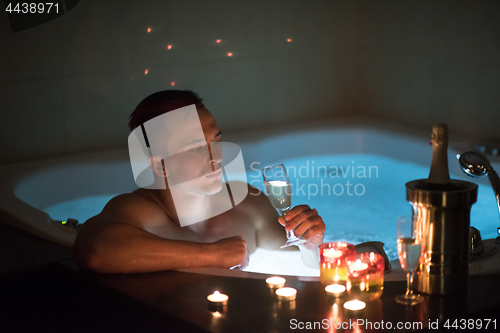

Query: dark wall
1;0;498;163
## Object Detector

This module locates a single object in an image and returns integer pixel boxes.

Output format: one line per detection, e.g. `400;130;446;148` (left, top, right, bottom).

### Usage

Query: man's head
128;90;205;131
128;90;223;195
127;90;248;226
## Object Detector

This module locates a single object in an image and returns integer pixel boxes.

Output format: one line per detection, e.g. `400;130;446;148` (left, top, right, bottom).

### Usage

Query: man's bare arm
73;194;247;274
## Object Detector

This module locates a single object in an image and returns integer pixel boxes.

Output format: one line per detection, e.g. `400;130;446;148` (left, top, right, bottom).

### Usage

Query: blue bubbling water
252;154;497;257
45;154;498;276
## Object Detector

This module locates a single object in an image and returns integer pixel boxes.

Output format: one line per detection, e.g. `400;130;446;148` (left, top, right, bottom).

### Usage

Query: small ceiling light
227;52;233;57
287;38;292;42
147;27;151;33
167;45;172;50
144;69;149;75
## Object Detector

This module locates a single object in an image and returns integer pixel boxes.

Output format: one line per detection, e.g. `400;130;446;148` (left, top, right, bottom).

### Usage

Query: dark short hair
128;90;204;131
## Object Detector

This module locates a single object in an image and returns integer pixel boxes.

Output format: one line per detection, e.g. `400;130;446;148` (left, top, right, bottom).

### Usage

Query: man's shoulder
244;182;270;204
231;182;273;213
103;190;156;211
97;190;167;225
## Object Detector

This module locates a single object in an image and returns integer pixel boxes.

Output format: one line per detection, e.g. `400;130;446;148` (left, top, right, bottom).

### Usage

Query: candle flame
276;287;296;296
214;291;220;295
343;299;366;311
325;284;346;294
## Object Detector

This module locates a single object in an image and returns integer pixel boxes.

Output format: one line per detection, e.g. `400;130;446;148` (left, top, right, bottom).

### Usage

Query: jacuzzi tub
1;120;499;277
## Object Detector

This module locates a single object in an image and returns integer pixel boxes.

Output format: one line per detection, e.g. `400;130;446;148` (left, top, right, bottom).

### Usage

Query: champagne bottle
427;123;452;190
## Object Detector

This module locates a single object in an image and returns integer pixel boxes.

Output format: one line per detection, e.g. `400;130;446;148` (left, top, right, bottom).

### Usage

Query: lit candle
325;284;346;297
343;299;366;311
320;242;355;286
346;253;385;302
323;249;343;259
207;291;228;306
349;259;368;271
276;287;297;301
266;276;286;289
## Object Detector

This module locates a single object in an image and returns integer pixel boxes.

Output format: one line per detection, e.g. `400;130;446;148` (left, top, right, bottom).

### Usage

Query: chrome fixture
469;226;499;262
469;226;484;256
407;179;477;295
457;151;500;244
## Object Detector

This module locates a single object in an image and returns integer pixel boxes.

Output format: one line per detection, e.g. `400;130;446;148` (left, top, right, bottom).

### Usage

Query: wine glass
395;215;424;305
262;164;306;248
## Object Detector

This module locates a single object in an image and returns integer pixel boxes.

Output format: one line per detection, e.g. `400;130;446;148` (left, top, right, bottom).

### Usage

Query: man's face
129;102;249;226
162;107;224;195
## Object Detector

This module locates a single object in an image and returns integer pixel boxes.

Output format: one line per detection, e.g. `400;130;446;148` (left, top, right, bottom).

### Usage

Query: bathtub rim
1;119;498;279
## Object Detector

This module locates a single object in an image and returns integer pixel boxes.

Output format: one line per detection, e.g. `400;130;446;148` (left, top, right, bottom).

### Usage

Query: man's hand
277;205;325;249
210;235;249;269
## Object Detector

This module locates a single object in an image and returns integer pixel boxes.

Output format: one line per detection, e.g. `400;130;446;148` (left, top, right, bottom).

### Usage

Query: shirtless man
73;90;326;274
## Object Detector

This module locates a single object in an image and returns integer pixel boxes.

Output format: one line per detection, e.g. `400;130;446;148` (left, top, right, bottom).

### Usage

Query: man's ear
148;156;168;178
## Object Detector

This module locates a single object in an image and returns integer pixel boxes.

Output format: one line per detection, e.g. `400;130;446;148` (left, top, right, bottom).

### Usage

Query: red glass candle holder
320;242;356;286
346;252;385;301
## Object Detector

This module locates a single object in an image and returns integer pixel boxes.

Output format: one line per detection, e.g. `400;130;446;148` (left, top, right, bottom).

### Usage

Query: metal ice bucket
406;179;478;295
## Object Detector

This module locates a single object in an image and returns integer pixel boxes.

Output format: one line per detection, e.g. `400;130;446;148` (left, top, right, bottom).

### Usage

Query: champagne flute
262;164;306;248
395;216;424;305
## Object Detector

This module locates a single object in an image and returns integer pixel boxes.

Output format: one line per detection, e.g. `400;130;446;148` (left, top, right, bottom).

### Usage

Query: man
74;90;325;274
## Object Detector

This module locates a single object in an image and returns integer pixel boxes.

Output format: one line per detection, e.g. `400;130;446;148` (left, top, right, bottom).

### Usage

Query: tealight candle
276;287;297;301
207;291;228;306
349;259;369;272
325;284;346;297
266;276;286;289
323;249;343;259
346;253;385;301
320;242;356;286
343;299;366;311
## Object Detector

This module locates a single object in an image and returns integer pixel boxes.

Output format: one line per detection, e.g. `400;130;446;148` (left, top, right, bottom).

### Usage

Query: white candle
323;248;343;258
343;299;366;311
325;284;346;297
266;276;286;289
276;287;297;301
349;259;368;271
207;291;229;306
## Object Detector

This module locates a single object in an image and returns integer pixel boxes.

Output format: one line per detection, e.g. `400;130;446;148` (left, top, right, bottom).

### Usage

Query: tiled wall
1;0;499;163
355;0;500;142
